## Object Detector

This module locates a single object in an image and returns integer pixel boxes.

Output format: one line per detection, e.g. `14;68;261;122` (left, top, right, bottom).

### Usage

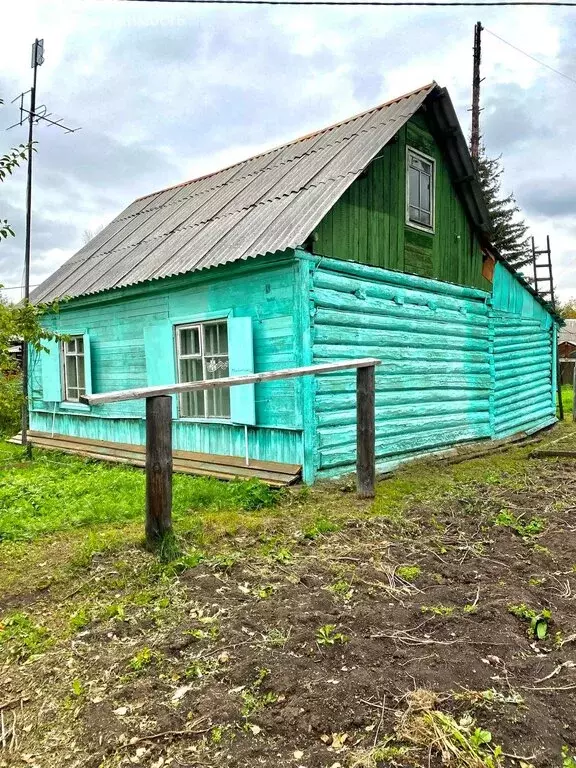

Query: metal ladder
532;235;555;309
531;235;563;420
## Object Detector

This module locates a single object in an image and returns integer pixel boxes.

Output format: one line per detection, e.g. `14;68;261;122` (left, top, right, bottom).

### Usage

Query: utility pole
10;39;79;458
21;39;44;459
470;21;483;163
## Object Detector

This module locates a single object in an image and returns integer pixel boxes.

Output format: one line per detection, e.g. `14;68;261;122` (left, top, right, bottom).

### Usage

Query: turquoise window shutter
228;317;256;425
144;322;177;416
82;333;93;396
40;338;62;402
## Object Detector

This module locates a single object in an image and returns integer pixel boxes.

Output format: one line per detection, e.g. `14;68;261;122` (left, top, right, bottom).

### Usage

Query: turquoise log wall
30;253;305;466
491;262;556;438
29;249;557;484
298;252;556;479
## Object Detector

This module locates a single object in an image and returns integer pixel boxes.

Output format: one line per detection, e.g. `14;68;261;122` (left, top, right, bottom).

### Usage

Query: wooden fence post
356;365;376;499
145;395;173;545
572;362;576;423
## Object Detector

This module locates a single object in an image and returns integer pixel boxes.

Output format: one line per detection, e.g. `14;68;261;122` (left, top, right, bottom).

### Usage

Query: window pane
76;337;84;354
420;173;431;213
179;327;200;356
206;386;230;418
420;210;431;226
181;390;205;418
78;359;86;392
180;357;203;383
205;356;229;379
66;338;76;354
67;358;78;389
409;167;420;208
204;322;228;355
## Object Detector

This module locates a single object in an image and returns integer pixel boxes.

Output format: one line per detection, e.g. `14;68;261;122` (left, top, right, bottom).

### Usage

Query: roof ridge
121;110;418;223
133;82;436;204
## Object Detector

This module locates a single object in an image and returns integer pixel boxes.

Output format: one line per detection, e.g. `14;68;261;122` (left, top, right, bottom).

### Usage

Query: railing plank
80;358;381;406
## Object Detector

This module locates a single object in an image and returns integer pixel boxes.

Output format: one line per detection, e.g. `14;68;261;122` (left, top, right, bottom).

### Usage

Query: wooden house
26;82;559;485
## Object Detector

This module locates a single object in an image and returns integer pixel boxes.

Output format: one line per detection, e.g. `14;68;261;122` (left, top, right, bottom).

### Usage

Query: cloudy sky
1;0;575;301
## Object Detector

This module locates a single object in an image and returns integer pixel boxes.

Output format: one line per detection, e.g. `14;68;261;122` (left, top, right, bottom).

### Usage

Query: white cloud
1;0;575;301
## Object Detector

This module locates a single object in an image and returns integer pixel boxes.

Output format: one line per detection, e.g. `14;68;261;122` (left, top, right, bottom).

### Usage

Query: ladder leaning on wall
531;236;563;421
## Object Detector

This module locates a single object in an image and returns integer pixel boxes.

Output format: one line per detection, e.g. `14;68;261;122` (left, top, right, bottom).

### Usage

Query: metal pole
470;21;482;163
21;41;39;459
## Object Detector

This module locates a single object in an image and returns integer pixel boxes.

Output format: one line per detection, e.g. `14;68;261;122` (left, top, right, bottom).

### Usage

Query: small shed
24;82;559;484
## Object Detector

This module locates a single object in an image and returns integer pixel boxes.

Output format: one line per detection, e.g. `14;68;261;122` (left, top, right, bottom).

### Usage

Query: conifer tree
475;149;532;269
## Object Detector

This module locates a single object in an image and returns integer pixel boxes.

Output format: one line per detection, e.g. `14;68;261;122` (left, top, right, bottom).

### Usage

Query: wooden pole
356;364;376;499
572;361;576;423
145;396;173;545
470;21;482;163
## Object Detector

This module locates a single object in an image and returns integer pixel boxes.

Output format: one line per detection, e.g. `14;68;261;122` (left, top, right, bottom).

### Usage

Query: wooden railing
81;358;381;545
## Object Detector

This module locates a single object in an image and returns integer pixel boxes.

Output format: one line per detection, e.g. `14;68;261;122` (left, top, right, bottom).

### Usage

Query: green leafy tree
557;298;576;320
1;99;33;241
475;149;531;268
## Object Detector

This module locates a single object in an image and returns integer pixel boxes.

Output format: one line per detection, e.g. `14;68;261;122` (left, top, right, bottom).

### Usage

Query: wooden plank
24;430;300;474
8;431;300;486
80;358;382;405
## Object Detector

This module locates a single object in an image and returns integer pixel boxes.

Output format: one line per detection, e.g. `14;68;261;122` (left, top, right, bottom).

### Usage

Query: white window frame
406;146;436;233
61;335;87;402
175;319;231;420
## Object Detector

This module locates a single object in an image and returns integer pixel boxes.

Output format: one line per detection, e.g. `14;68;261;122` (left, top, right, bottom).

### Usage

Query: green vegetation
396;565;422;582
240;668;278;719
302;517;341;539
558;385;573;420
508;604;552;639
0;612;52;661
562;745;576;768
315;624;349;646
0;442;280;543
493;509;546;538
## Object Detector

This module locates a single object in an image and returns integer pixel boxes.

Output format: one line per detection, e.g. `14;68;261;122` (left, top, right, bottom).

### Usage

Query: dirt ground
2;435;576;768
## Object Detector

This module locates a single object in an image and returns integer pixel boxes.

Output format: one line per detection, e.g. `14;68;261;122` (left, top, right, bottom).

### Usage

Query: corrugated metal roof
32;83;435;302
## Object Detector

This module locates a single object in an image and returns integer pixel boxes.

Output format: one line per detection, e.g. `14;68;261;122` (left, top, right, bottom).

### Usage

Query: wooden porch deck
8;431;301;487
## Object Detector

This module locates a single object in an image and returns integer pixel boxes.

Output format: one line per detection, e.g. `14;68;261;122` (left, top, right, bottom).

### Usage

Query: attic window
406;148;435;231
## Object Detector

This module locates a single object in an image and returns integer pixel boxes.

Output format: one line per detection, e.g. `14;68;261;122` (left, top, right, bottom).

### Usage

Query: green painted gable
313;110;491;292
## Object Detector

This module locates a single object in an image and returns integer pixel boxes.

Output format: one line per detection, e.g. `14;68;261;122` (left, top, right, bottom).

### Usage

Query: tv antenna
8;38;81;458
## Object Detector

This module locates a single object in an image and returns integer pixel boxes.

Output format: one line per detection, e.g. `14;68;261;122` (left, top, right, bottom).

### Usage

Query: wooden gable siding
313;111;490;292
29;254;305;467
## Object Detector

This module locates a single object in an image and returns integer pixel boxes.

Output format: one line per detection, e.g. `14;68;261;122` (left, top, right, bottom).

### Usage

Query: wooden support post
572;362;576;423
145;395;173;545
356;365;376;499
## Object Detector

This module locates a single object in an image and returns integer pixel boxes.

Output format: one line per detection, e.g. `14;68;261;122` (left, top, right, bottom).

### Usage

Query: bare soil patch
2;448;576;768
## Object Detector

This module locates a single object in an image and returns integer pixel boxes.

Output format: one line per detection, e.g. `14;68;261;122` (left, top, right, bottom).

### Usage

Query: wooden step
8;431;301;487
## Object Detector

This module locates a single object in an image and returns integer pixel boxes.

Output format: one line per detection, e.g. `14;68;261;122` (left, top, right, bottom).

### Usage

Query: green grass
0;442;279;542
558;385;573;420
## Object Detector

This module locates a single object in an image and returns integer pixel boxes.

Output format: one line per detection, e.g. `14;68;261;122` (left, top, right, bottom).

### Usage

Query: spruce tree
475;149;532;269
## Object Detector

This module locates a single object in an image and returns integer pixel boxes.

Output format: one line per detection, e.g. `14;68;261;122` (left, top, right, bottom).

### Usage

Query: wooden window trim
405;146;436;234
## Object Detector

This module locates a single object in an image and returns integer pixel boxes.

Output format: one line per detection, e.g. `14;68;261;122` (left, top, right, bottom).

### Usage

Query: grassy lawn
1;430;576;767
559;384;574;420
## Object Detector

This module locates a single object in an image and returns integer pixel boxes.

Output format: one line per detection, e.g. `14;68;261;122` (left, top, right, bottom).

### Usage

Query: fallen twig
533;660;575;685
0;696;29;712
124;716;212;747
